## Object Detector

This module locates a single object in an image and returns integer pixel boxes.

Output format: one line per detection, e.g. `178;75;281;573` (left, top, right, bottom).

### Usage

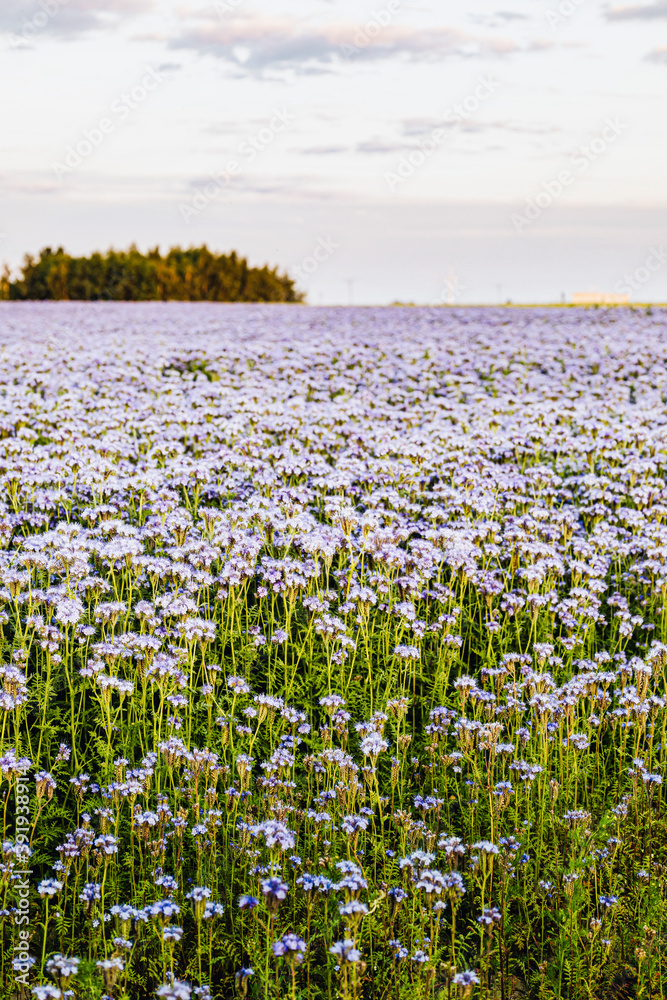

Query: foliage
0;246;304;302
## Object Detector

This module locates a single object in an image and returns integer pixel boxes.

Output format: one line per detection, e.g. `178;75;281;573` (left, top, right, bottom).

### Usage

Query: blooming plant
0;302;665;1000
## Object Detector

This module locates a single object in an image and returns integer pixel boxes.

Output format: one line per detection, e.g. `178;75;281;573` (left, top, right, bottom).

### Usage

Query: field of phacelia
2;302;667;1000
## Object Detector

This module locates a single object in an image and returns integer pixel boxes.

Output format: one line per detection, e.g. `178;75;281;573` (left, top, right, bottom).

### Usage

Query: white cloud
607;2;667;19
1;0;152;40
166;13;523;74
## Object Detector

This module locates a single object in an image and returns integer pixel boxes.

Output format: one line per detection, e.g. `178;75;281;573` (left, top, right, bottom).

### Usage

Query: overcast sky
1;0;666;304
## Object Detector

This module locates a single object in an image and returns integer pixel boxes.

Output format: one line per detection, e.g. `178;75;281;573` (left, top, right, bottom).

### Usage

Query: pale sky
1;0;666;304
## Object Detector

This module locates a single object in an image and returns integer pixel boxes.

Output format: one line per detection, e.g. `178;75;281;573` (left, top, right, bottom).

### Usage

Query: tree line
0;245;305;302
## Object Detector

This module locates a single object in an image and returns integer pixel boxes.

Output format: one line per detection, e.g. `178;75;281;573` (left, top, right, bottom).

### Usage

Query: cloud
300;145;349;155
355;138;416;154
607;2;667;18
399;117;560;138
1;177;61;195
2;0;152;42
166;13;523;74
400;117;457;137
487;121;561;134
181;172;328;200
469;10;530;25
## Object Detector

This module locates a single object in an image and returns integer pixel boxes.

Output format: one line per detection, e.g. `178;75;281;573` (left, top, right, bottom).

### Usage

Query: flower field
3;301;667;1000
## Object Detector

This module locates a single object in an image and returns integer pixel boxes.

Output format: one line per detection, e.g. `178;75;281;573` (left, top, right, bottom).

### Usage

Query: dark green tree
2;245;305;302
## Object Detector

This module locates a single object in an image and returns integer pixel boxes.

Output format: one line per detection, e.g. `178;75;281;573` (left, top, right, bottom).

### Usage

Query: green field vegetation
2;304;666;1000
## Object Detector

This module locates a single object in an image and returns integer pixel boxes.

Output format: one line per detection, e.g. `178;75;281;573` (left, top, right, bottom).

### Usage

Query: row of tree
0;245;305;302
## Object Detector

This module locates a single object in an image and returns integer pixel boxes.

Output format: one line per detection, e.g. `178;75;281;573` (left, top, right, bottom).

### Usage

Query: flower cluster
2;303;666;1000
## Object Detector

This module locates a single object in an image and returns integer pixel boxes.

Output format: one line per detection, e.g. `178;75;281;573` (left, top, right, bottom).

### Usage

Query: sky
1;0;666;304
